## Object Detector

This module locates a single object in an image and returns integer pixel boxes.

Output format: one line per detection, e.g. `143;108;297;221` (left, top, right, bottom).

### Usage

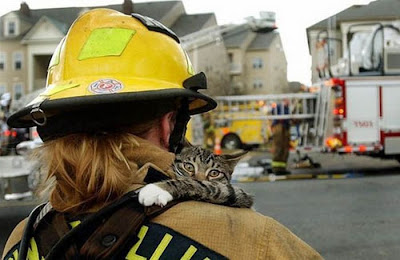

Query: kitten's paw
138;184;173;207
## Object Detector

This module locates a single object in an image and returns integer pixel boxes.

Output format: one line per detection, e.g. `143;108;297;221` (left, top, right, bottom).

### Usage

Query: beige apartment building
223;22;288;95
306;0;400;84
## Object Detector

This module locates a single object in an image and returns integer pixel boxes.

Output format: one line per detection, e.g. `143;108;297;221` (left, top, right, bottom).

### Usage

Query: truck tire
221;134;242;150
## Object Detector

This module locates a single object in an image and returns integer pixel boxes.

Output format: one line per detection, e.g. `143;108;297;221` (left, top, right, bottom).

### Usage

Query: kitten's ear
182;138;194;148
178;138;194;154
220;150;248;168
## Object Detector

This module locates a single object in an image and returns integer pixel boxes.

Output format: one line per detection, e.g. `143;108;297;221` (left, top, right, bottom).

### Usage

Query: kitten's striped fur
139;145;253;208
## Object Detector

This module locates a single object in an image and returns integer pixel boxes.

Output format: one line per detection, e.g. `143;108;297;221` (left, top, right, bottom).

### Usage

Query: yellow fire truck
187;93;318;150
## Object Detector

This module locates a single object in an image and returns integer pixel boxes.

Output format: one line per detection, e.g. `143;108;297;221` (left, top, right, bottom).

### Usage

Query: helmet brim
7;88;216;128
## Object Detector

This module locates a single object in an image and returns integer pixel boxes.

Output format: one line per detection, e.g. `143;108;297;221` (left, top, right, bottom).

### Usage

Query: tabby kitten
139;145;254;208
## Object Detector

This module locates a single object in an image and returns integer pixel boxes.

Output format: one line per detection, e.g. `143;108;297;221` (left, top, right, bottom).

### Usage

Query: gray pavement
288;151;400;173
237;174;400;260
243;149;400;176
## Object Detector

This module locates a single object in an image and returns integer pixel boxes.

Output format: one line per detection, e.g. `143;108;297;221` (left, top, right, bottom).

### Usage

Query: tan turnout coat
3;137;323;260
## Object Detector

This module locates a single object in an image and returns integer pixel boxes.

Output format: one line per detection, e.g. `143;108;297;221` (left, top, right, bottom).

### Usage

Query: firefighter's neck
140;112;175;151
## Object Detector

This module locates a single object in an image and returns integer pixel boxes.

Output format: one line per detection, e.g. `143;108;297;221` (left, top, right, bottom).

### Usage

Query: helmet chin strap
169;100;190;154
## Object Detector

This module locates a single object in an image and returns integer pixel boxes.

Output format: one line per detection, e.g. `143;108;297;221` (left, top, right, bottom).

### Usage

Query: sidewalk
233;150;400;182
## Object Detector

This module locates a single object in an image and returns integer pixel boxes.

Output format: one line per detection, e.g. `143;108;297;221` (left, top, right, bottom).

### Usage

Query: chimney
20;2;31;17
122;0;134;15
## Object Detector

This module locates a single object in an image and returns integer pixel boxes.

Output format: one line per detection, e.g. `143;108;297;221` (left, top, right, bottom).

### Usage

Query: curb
233;167;400;183
233;173;355;183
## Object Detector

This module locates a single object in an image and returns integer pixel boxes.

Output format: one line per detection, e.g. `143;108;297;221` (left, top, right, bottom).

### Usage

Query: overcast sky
1;0;375;85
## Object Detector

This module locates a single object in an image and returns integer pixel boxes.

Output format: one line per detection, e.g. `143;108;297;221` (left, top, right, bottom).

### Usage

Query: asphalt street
238;174;400;259
1;175;400;259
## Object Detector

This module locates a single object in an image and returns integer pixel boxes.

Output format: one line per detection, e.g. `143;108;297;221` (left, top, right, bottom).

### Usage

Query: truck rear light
4;130;11;137
359;145;367;153
333;108;344;116
344;146;353;153
325;136;343;149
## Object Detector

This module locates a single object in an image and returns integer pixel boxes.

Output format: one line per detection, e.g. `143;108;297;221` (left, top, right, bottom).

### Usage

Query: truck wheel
221;134;242;150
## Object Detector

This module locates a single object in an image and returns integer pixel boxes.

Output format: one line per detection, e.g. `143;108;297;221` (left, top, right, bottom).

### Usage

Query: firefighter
271;99;291;175
203;112;216;148
3;9;321;259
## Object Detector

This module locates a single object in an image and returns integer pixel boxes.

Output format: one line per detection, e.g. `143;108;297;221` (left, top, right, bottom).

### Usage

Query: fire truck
313;22;400;158
187;92;319;150
189;22;400;159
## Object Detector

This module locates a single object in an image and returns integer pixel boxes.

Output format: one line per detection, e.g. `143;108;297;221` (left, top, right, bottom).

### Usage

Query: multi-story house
0;0;224;102
170;14;230;97
306;0;400;84
222;17;288;95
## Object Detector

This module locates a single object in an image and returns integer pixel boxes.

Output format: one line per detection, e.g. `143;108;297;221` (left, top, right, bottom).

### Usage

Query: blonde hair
37;118;160;214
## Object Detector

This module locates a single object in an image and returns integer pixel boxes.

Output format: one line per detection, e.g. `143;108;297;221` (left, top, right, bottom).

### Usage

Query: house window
228;53;233;63
0;84;6;96
13;83;23;100
253;79;263;89
0;53;5;71
13;52;23;70
252;58;263;69
8;21;16;35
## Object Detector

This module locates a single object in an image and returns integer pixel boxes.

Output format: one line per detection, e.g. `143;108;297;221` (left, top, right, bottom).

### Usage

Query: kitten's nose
195;172;207;181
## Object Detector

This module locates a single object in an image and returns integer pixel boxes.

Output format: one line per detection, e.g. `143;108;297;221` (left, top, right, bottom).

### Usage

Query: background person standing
271;99;291;175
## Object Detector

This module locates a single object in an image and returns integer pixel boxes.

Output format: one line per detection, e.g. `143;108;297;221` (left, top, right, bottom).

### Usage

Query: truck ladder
215;93;318;120
214;93;320;149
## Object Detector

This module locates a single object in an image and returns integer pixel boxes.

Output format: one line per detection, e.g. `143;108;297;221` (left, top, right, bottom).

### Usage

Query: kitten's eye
183;162;195;173
208;170;223;179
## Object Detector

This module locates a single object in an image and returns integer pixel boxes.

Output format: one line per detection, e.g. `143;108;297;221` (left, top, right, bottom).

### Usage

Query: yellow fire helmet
7;9;216;145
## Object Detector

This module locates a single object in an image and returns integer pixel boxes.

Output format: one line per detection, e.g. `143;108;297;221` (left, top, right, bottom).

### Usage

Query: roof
0;1;181;39
222;24;277;50
247;32;277;50
308;0;400;31
170;13;215;37
222;24;251;48
44;16;69;34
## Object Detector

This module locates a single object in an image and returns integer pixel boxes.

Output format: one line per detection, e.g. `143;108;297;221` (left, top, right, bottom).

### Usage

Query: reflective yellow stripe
69;220;81;228
150;234;173;260
204;258;211;260
12;249;19;260
79;28;135;60
27;238;40;260
7;249;19;260
271;161;287;168
184;51;195;75
126;225;148;260
48;37;65;69
180;245;197;260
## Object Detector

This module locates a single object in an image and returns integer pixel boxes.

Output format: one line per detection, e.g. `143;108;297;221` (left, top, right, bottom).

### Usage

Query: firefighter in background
271;99;291;175
0;93;30;155
0;93;12;155
203;112;215;148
